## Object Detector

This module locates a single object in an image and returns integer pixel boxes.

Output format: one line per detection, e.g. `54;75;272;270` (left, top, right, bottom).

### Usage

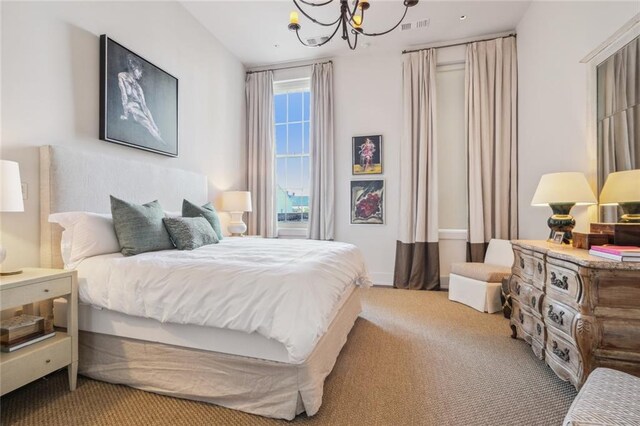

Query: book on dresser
589;245;640;262
0;314;55;353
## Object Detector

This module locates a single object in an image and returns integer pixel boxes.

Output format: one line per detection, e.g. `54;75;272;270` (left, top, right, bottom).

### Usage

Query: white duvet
76;238;371;363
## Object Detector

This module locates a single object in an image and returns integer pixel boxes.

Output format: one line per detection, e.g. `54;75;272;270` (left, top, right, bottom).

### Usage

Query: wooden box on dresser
509;240;640;389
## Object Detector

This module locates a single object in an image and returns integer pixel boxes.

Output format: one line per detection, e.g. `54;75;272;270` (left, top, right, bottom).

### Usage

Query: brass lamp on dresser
509;240;640;389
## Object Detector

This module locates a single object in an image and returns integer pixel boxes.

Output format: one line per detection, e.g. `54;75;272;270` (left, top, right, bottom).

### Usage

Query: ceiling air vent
306;36;330;46
401;19;430;32
415;19;430;29
401;23;412;32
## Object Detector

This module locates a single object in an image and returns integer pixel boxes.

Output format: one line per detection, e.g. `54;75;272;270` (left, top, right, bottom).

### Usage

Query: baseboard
440;276;449;290
370;272;394;286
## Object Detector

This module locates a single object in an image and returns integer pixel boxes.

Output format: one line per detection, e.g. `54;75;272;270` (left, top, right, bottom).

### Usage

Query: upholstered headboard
40;145;208;268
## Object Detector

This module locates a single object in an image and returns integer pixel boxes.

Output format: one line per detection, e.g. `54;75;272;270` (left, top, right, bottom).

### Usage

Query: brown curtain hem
393;241;440;290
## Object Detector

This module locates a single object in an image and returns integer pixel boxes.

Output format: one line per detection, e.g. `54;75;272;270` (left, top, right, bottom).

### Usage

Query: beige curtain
308;63;335;240
598;36;640;222
394;49;440;291
466;36;518;262
246;71;276;238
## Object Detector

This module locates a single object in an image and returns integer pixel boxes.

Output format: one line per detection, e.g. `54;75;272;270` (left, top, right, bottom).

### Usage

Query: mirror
597;35;640;222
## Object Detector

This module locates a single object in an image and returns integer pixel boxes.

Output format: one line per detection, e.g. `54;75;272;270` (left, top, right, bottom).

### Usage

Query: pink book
590;245;640;257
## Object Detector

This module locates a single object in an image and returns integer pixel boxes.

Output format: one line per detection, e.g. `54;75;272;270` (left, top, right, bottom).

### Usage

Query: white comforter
76;238;371;363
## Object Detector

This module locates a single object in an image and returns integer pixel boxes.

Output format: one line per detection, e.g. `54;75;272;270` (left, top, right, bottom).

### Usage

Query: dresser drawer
1;277;71;310
546;263;581;303
513;249;535;280
531;315;545;345
543;298;576;341
546;331;581;384
512;300;534;337
0;334;71;395
532;253;545;290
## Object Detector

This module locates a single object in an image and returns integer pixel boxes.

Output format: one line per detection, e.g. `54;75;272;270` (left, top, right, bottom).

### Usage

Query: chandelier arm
346;30;359;50
344;0;360;20
295;22;341;48
359;5;409;37
293;0;342;27
297;0;334;6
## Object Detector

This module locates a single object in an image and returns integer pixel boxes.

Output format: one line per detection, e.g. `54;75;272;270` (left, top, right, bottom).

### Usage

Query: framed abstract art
350;179;384;225
99;35;179;157
352;135;382;175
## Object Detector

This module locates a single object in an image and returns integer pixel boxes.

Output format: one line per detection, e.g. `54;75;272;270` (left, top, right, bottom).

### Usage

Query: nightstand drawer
1;277;71;309
0;334;71;395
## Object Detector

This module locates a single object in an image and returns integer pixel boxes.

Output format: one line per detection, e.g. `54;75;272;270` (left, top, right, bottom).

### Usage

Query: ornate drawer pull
547;305;565;326
515;282;521;295
45;359;51;364
550;272;569;290
518;311;524;324
551;340;570;362
44;289;49;293
520;258;525;268
536;323;542;335
531;296;537;307
537;263;542;274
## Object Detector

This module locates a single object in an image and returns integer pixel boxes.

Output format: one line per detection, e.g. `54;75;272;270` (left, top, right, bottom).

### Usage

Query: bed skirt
78;288;362;420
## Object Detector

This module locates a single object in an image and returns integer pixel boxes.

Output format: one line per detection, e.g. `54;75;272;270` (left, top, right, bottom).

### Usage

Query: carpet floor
1;288;577;425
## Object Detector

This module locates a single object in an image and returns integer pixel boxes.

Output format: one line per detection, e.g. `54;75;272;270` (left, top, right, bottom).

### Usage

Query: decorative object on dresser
0;268;78;395
448;239;514;313
509;240;640;389
531;172;597;244
589;222;640;246
588;245;640;262
0;160;25;276
599;169;640;223
221;191;253;236
352;135;382;175
571;232;611;249
99;35;178;157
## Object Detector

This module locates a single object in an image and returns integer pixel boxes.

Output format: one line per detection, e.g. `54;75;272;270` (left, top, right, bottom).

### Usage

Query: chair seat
563;368;640;425
450;262;511;282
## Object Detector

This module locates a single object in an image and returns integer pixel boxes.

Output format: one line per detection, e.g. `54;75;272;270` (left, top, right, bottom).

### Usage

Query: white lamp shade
531;172;597;206
599;169;640;205
1;160;25;212
222;191;252;212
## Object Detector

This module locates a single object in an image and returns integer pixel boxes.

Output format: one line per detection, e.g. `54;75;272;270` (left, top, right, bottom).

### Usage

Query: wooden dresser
509;240;640;389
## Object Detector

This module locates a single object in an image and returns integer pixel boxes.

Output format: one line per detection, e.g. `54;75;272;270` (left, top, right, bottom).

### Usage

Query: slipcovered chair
448;239;513;313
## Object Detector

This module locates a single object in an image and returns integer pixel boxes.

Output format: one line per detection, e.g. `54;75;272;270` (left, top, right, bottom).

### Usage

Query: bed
40;145;370;420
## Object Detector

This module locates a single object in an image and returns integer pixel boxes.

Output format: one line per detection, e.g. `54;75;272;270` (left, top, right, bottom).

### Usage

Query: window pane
275;94;287;124
303;122;310;154
288;123;303;155
304;92;310;121
276;157;287;189
288;92;303;122
302;157;310;193
286;157;302;190
275;124;287;155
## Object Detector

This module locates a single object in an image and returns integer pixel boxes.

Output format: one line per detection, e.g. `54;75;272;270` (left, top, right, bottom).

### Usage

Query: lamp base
619;202;640;223
0;269;23;276
227;212;247;237
0;245;23;276
547;203;576;244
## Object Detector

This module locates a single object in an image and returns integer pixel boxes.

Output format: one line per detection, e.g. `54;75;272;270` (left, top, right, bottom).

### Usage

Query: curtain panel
465;36;518;262
246;71;276;238
394;49;440;291
308;62;336;240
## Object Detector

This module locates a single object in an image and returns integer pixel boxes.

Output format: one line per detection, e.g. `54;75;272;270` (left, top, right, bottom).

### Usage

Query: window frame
273;78;311;234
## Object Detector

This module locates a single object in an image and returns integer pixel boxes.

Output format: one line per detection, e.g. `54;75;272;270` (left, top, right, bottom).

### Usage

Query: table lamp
531;172;597;243
1;160;25;275
222;191;252;236
599;169;640;223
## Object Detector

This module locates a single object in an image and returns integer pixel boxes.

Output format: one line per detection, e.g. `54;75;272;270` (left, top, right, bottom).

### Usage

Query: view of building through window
274;87;310;225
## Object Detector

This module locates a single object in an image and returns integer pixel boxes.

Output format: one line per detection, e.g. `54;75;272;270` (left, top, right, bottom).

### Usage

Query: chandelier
288;0;419;50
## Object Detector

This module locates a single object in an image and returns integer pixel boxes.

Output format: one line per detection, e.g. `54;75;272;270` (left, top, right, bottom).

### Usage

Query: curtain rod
402;33;516;54
246;60;333;75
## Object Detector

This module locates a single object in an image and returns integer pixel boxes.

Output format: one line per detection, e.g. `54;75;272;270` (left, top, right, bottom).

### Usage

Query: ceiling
180;1;532;68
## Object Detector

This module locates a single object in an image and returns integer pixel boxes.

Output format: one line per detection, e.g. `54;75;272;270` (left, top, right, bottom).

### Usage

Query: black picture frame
352;135;382;175
100;35;178;157
350;179;385;225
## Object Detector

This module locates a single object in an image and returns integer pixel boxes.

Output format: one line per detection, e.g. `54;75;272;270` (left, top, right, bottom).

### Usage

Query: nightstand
0;268;78;395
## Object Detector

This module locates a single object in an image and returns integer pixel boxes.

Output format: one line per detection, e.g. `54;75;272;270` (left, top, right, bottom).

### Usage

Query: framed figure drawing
100;35;178;157
351;180;384;224
352;135;382;175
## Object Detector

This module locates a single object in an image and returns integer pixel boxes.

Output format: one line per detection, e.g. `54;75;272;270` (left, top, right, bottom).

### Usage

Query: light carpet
1;288;577;425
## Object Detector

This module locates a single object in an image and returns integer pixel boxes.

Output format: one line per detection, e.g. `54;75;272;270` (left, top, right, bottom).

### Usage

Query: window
274;79;311;229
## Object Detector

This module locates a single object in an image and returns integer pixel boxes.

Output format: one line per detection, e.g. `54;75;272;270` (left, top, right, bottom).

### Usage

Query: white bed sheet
75;238;370;364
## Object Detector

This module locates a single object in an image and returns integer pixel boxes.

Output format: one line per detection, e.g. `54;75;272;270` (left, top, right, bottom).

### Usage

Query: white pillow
48;212;120;268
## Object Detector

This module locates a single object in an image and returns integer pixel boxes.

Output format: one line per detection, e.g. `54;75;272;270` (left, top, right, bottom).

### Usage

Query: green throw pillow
110;196;174;256
163;217;219;250
182;200;224;240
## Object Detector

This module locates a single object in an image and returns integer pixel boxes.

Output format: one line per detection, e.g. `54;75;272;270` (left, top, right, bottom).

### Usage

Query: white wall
0;1;246;271
333;47;467;286
516;2;638;239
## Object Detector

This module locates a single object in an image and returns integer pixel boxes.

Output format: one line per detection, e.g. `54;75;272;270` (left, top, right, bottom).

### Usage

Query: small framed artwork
551;231;565;245
352;135;382;175
351;179;384;224
100;35;179;157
